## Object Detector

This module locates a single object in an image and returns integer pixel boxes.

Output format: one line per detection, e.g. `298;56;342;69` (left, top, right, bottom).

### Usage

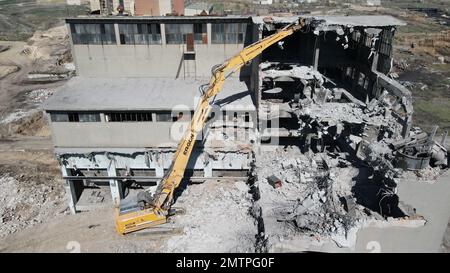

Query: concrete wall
50;122;177;148
73;43;248;78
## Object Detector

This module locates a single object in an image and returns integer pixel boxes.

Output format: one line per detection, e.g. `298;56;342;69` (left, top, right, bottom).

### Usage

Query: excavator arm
115;19;306;234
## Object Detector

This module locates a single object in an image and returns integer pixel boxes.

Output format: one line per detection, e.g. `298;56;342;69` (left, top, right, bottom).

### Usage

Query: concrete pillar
155;152;164;177
61;167;77;214
313;36;320;71
204;154;212;178
402;114;413;138
371;52;379;72
207;23;212;45
160;23;166;45
114;23;121;46
108;160;122;206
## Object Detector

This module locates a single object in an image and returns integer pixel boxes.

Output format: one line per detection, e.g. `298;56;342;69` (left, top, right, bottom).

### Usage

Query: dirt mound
11;111;50;137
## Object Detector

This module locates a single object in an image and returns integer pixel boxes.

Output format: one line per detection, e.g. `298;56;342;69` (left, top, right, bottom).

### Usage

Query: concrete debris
0;174;67;237
254;147;372;249
255;37;446;250
261;63;324;83
162;180;256;252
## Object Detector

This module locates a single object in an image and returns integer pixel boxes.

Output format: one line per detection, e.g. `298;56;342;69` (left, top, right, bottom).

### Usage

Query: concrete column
114;23;121;46
207;23;212;45
61;167;77;214
402;114;413;138
155;152;164;177
108;160;122;206
313;36;320;71
204;154;212;178
160;23;166;45
371;52;379;72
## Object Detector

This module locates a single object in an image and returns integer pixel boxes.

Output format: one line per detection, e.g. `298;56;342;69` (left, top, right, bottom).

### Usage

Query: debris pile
254;147;370;248
0;173;67;237
255;60;448;250
163;180;256;252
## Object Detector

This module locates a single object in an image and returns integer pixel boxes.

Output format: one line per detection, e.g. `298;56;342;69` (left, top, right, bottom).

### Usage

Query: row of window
70;23;247;45
50;111;253;123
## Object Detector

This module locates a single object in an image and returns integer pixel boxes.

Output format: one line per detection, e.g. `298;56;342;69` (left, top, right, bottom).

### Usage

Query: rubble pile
163;180;256;252
0;173;67;237
255;60;448;250
254;147;371;248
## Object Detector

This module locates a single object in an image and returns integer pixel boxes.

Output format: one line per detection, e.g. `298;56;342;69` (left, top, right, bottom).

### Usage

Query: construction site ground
0;2;450;253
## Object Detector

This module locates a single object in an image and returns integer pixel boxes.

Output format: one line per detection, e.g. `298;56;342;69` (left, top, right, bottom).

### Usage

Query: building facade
45;16;259;213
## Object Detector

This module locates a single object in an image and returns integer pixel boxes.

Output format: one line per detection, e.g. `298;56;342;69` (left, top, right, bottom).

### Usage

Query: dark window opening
71;23;116;45
165;23;207;45
50;113;100;122
105;112;153;122
212;23;246;44
118;23;162;45
244;112;250;122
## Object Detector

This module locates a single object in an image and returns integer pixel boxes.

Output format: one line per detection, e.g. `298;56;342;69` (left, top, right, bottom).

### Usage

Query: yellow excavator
115;18;307;234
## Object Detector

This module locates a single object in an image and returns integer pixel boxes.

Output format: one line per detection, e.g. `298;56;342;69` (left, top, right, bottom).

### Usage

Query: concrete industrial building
44;16;258;213
44;14;422;215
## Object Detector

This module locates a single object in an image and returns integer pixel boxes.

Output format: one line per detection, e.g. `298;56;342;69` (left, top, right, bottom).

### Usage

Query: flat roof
252;15;406;27
43;77;255;112
66;15;405;27
66;15;252;24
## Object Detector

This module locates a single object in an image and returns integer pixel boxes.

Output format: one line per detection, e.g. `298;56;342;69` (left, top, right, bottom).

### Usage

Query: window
244;112;250;123
68;113;79;122
165;24;193;44
79;113;101;122
50;113;69;122
155;112;172;122
212;23;246;44
105;112;153;122
70;23;116;45
50;113;100;122
193;23;207;44
118;23;161;45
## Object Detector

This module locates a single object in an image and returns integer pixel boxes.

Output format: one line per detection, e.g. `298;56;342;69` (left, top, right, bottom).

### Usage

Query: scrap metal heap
251;17;449;251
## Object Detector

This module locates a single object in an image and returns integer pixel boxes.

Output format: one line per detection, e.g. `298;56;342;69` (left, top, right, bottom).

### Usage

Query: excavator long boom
115;18;306;234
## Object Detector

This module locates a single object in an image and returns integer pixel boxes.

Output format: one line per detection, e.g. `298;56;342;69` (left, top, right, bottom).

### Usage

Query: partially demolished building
44;15;448;248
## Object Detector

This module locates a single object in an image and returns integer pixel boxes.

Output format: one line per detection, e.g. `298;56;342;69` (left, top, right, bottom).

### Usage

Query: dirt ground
0;26;72;241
